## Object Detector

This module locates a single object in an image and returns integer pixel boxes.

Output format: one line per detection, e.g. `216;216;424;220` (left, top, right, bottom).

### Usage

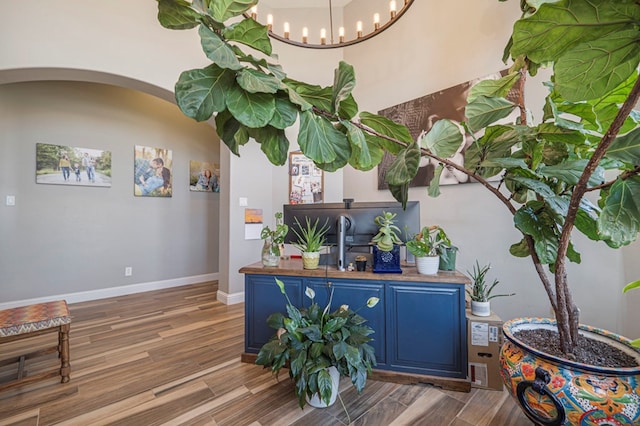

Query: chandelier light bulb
374;13;380;30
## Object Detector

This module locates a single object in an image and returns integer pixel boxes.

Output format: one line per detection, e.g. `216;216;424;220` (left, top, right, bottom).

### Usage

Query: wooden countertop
239;258;470;284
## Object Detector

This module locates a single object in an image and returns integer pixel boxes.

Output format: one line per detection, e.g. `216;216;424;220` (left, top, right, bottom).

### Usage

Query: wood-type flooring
0;282;532;425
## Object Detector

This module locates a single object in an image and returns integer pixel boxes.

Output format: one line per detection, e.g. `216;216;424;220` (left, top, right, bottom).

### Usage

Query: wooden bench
0;300;71;391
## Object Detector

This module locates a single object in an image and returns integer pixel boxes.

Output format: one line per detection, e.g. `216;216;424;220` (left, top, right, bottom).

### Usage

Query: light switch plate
6;195;15;206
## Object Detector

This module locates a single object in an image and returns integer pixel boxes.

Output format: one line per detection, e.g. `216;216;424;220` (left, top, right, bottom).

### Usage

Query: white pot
306;366;340;408
471;300;491;317
415;256;439;275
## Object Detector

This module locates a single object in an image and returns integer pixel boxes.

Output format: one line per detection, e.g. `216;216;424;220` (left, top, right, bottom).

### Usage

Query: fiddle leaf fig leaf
268;95;298;129
332;61;356;114
157;0;201;29
225;84;275;128
388;183;409;208
223;18;272;55
510;0;639;65
606;127;640;165
509;238;530;258
360;112;412;154
555;29;640;102
467;72;520;103
344;121;375;171
536;123;586;146
215;109;248;155
419;119;464;158
247;126;289;165
298;110;346;165
428;165;443;197
598;177;640;247
175;64;235;121
199;25;243;70
514;203;559;264
385;142;421;186
237;68;280;94
539;160;605;187
574;198;601;241
208;0;255;22
286;79;333;112
465;95;515;132
508;176;569;218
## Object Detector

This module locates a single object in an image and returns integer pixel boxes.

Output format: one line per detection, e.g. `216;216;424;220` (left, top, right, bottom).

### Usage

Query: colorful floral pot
500;317;640;425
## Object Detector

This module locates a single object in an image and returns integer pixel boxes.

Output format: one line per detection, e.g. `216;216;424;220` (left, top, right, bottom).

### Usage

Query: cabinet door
244;275;303;353
306;278;386;365
386;282;466;378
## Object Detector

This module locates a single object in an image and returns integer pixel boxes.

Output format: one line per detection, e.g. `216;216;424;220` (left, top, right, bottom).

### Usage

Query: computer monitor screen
283;200;420;248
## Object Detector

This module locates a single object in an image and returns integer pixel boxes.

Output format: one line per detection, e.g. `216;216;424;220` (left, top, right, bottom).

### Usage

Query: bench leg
58;323;70;383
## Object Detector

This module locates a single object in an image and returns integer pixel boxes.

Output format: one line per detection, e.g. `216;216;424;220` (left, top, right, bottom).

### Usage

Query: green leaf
298;110;346;165
467;72;520;103
343;121;374;171
507;176;569;217
157;0;201;30
598;176;640;247
607;127;640;165
360;111;412;154
225;84;275;128
536;123;586;146
420;119;464;158
237;68;280;94
317;369;333;406
199;25;243;70
268;94;298;130
215;109;248;155
555;29;640;101
285;79;333;112
247;127;289;165
428;165;443;197
624;280;640;293
388;183;409;208
465;125;522;177
337;94;359;121
511;0;640;64
465;95;515;133
513;202;559;264
574;198;601;241
223;18;272;55
345;345;361;368
208;0;256;23
332;61;356;114
175;64;235;121
539;160;604;187
509;238;530;258
385;142;421;186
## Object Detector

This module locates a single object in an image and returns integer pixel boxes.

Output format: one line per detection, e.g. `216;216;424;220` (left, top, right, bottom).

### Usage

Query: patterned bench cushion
0;300;71;337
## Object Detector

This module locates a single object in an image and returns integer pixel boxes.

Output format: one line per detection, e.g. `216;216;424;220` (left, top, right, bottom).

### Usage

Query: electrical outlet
125;267;132;276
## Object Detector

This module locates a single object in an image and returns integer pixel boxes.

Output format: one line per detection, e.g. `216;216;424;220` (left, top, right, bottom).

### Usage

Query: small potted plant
354;255;368;271
256;278;379;413
371;211;403;273
290;216;330;270
405;225;442;275
260;212;289;267
435;228;458;272
466;261;514;316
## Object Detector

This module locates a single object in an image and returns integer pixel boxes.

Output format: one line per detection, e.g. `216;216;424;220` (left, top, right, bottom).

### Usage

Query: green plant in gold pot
290;216;330;270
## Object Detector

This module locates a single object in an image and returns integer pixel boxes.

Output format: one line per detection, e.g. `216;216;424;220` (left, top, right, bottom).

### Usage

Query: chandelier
246;0;415;49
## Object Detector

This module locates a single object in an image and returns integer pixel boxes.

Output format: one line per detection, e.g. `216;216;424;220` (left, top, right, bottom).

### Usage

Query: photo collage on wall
289;151;323;204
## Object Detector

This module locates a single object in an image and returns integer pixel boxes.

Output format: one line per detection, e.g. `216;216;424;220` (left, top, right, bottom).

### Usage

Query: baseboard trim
217;290;244;305
0;273;219;310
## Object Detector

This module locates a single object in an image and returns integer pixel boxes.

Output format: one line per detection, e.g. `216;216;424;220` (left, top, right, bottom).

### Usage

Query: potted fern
290;216;330;270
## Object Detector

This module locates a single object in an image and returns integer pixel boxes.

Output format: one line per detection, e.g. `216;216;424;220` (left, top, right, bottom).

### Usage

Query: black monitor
283;200;420;269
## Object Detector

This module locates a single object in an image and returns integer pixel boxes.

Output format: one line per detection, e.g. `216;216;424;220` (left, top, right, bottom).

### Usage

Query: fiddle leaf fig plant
157;0;640;357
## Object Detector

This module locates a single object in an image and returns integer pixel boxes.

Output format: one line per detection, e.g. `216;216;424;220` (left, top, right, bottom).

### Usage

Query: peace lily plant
157;0;640;359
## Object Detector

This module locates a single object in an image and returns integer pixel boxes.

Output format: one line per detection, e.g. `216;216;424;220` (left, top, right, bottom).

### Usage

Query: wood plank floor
0;282;533;425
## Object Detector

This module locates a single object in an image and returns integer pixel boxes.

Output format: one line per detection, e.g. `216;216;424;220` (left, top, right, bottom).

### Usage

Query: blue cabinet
241;260;469;380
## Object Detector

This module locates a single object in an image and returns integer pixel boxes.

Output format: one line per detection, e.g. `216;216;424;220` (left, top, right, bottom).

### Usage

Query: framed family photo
134;145;173;197
189;160;220;192
35;143;112;188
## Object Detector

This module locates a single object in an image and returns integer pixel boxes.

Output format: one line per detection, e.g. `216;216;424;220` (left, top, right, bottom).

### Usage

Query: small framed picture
289;151;323;204
134;145;172;197
189;160;220;192
35;143;112;188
